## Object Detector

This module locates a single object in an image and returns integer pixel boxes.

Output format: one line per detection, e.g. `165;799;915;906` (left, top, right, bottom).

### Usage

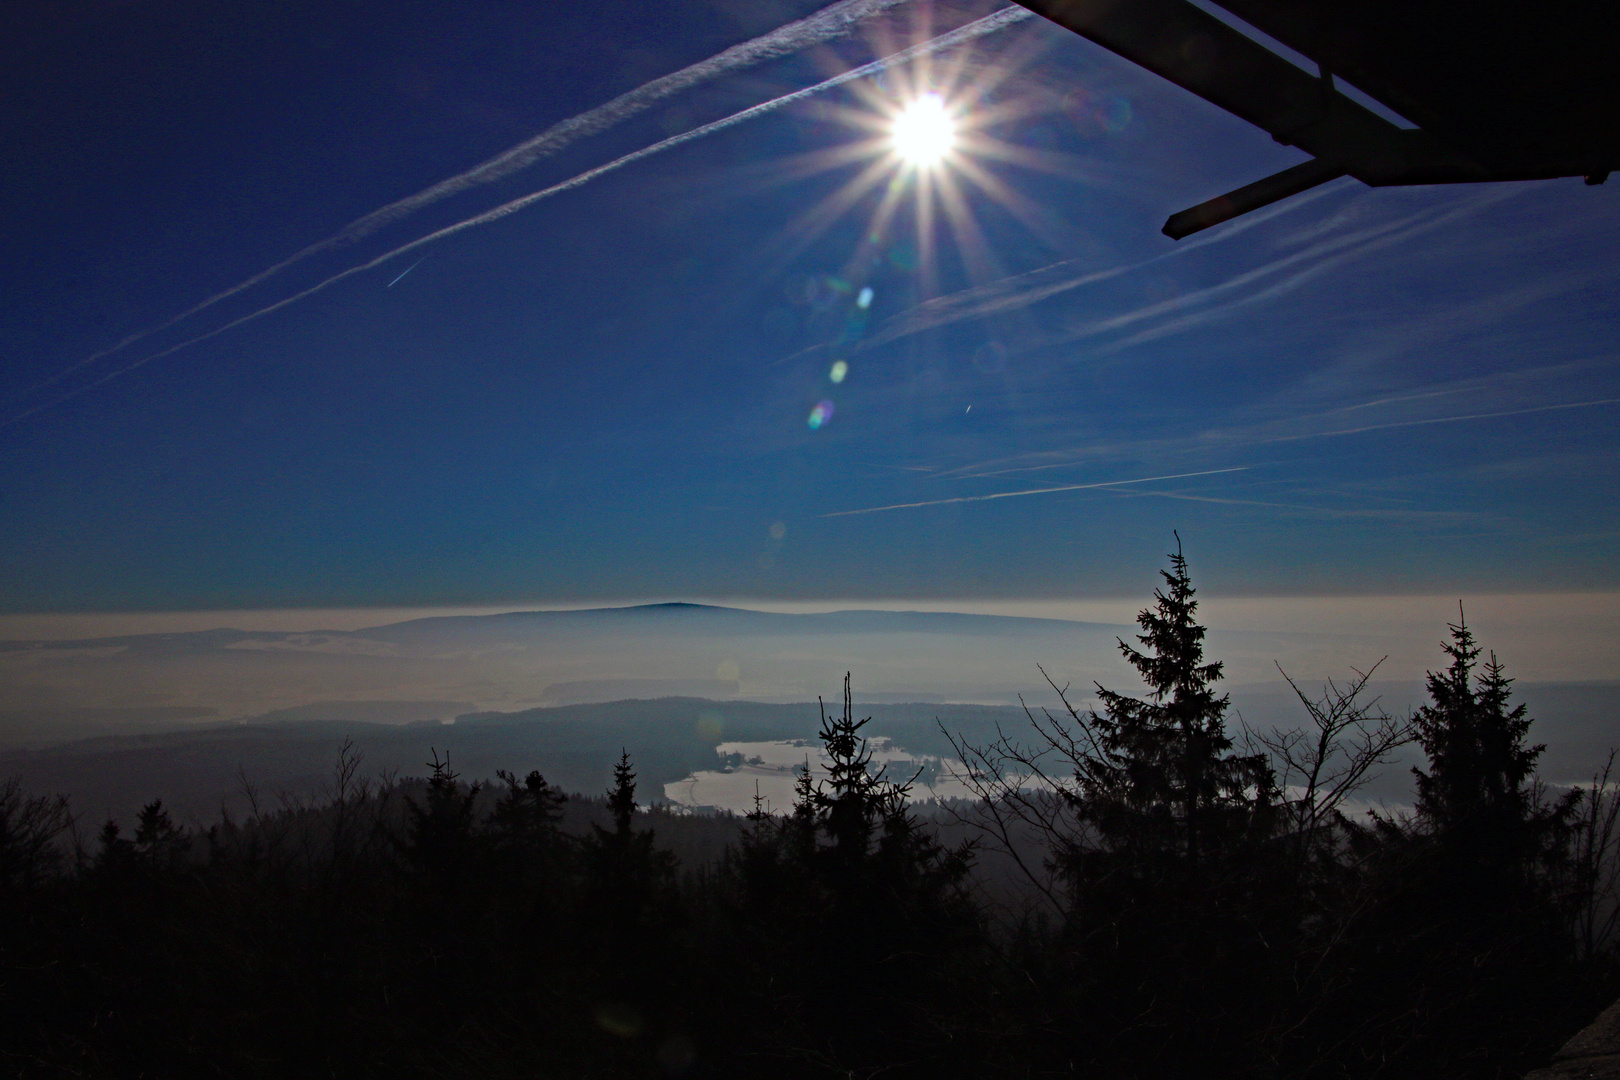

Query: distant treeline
3;547;1618;1079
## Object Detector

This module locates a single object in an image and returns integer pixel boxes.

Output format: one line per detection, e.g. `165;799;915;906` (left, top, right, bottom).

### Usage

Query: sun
891;92;956;168
764;40;1080;313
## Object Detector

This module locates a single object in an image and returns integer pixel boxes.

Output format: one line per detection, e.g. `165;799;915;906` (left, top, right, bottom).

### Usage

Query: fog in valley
3;599;1614;824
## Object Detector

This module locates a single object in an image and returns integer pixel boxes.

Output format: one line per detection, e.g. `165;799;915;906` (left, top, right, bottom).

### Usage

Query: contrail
19;0;923;399
1256;397;1620;444
855;180;1349;352
385;257;425;288
3;6;1035;429
866;184;1510;368
820;467;1250;517
1090;187;1522;355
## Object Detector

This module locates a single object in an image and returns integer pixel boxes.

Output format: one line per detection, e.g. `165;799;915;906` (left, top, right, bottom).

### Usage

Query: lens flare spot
593;1004;643;1039
829;360;848;384
1100;96;1133;132
1065;88;1133;137
971;340;1009;374
807;399;835;429
856;286;874;309
798;274;852;312
892;93;955;168
887;242;918;271
695;711;724;743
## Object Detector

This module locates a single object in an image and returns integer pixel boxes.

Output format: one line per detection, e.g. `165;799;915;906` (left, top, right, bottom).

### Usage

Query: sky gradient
4;0;1617;614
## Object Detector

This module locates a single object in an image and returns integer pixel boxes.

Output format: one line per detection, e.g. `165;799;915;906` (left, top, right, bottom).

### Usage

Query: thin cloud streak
940;384;1620;486
3;6;1035;429
857;180;1350;351
385;257;426;289
1091;188;1524;355
850;182;1515;371
1330;388;1470;415
1255;396;1620;445
866;185;1516;388
16;0;921;400
1112;488;1486;525
820;466;1248;516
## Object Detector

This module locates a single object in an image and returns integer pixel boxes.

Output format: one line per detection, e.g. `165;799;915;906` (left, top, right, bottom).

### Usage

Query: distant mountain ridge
0;601;1127;653
1;602;1610;769
0;603;1143;748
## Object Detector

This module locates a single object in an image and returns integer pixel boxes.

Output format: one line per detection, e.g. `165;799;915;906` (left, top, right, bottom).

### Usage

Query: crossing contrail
17;0;924;400
4;5;1035;429
820;468;1252;517
386;258;425;288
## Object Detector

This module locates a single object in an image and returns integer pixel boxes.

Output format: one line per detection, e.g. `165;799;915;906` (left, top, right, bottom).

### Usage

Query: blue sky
3;0;1617;612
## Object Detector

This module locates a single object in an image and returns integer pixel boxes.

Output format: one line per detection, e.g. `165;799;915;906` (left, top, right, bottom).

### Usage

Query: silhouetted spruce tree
95;818;132;868
607;751;637;837
401;750;482;888
491;769;566;838
1412;612;1578;888
1331;614;1594;1080
1063;538;1277;884
805;674;974;924
574;750;680;1074
1045;539;1282;1078
134;799;187;860
94;799;189;875
395;748;492;1025
731;675;976;1073
1397;612;1581;974
738;675;975;935
481;767;572;993
583;750;676;938
487;767;568;880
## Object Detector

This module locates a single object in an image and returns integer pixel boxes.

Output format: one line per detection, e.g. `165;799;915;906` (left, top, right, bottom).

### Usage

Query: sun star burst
892;93;956;168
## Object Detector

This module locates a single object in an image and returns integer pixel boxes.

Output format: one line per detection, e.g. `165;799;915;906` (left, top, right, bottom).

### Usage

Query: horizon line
1;591;1618;642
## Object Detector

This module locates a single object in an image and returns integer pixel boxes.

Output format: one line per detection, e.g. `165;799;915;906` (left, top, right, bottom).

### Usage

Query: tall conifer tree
1067;536;1276;879
1411;613;1578;887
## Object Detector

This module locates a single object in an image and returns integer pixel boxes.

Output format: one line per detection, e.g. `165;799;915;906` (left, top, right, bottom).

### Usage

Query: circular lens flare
892;93;955;168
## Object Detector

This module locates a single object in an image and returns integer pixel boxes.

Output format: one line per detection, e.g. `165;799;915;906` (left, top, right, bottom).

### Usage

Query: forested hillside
3;551;1616;1079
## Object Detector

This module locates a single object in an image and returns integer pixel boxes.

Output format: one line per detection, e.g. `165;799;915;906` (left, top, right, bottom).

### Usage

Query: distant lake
664;738;977;814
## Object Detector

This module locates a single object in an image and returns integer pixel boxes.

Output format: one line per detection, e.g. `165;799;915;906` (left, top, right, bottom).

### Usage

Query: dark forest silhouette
2;544;1618;1079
